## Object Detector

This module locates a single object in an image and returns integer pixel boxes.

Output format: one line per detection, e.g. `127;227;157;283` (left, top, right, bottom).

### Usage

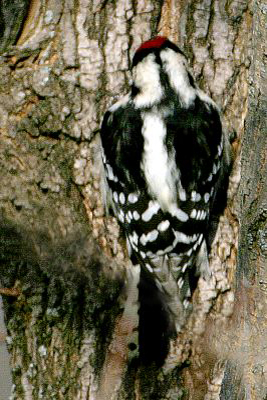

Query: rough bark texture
0;0;263;399
220;1;267;398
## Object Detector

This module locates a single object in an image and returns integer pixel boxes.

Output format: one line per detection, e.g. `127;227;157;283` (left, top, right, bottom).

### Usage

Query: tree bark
0;0;262;399
220;1;267;398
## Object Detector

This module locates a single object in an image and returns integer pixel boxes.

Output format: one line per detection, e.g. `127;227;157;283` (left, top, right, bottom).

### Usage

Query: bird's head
132;36;184;67
131;36;193;108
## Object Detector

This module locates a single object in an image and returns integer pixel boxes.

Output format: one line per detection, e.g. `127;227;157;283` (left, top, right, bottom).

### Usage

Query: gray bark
221;1;267;398
0;0;263;399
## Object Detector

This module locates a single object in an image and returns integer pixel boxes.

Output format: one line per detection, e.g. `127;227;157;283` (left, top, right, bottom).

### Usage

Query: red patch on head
136;36;168;53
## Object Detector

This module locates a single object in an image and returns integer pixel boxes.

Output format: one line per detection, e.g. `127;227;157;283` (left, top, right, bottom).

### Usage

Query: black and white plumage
100;37;232;365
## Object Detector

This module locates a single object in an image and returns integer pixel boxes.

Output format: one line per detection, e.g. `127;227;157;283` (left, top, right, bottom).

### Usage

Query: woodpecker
100;36;232;366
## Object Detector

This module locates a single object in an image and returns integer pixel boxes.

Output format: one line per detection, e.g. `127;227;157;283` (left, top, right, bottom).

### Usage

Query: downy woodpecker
100;36;232;365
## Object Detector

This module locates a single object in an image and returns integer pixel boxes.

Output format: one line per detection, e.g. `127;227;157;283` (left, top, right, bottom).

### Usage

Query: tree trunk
220;1;267;398
0;0;263;399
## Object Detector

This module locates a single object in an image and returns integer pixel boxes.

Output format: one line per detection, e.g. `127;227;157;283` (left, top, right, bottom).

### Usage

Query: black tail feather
138;265;176;367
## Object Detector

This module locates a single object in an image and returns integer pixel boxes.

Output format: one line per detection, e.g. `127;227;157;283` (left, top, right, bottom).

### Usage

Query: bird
100;36;232;366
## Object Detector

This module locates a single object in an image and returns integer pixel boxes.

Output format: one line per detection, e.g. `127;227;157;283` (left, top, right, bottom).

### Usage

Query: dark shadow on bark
0;214;124;379
0;0;30;53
